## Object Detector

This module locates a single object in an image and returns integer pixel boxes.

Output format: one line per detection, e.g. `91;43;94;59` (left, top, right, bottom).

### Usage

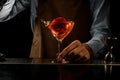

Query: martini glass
41;17;74;63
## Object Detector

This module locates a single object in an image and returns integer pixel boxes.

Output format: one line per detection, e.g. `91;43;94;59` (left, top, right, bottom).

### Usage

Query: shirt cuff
86;34;105;56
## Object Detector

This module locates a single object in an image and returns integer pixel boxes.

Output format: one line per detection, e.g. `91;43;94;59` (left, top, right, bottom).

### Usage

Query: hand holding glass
41;17;74;63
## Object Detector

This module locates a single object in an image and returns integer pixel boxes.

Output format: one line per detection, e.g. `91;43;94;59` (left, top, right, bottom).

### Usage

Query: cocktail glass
41;17;74;63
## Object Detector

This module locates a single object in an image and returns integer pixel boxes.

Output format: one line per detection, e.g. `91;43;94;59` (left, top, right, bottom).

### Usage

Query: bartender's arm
57;0;111;63
0;0;30;22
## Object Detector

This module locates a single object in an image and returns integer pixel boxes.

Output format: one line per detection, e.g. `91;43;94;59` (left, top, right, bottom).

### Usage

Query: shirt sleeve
86;0;111;57
0;0;15;21
0;0;30;22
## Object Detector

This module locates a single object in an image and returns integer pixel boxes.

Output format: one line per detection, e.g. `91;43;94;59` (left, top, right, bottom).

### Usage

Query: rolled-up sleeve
86;0;111;57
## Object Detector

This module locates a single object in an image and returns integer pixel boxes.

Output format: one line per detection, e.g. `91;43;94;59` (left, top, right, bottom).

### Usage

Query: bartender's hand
57;40;92;63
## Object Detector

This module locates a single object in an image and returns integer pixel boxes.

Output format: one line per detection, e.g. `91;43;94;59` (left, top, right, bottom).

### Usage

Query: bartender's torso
36;0;92;59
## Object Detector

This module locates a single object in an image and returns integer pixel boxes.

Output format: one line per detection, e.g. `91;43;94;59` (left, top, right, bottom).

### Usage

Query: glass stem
58;40;62;54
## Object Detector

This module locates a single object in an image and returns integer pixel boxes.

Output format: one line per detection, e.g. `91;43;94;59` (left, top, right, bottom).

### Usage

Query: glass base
51;59;69;64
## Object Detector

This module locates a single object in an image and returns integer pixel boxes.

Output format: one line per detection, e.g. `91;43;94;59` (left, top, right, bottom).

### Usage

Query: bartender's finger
58;40;81;59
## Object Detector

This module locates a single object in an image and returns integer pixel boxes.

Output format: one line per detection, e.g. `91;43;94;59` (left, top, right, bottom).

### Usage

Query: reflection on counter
0;58;120;80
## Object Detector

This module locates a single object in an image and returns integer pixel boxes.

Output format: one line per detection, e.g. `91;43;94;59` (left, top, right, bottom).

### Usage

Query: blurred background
0;7;33;58
110;0;120;61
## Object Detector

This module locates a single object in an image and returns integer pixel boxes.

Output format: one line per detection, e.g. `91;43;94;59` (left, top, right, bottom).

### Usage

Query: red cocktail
41;17;74;63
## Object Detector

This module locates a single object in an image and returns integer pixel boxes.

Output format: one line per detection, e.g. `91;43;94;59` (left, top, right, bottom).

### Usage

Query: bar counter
0;58;120;80
0;58;119;64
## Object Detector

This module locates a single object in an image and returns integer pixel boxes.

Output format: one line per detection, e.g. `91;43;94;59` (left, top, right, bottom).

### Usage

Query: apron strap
29;21;42;58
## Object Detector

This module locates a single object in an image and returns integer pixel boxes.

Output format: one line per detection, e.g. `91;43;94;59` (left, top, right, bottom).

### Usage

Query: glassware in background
104;37;117;62
104;37;117;80
0;53;6;61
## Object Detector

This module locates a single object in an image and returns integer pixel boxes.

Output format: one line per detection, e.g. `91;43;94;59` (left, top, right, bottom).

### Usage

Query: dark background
110;0;120;61
110;0;120;37
0;8;33;58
